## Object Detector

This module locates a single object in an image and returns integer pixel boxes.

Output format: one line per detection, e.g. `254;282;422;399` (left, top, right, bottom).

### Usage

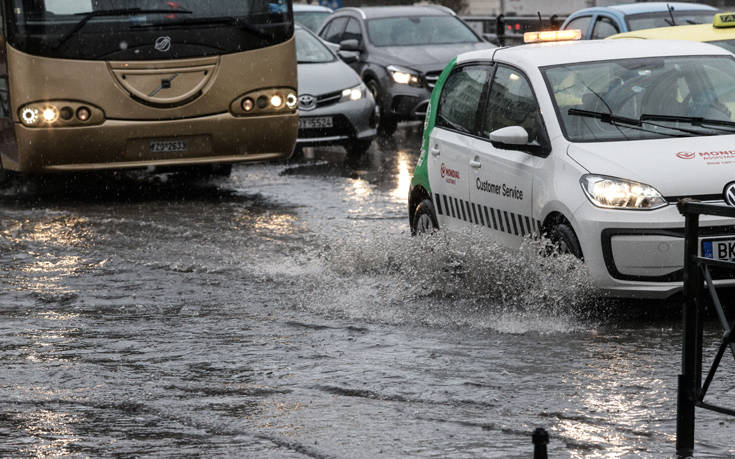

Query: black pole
532;427;549;459
676;204;700;457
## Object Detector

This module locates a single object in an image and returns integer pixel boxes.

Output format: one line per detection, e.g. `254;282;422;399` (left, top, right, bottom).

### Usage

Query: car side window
483;65;543;146
343;18;363;46
436;66;489;135
321;17;348;43
564;15;592;35
591;16;619;39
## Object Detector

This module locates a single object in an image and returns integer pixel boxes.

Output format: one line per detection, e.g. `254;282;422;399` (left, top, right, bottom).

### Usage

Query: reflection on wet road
1;126;734;457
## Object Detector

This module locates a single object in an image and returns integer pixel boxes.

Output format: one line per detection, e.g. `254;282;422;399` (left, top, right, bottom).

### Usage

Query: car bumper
6;112;298;172
573;202;735;298
296;96;376;147
387;84;432;121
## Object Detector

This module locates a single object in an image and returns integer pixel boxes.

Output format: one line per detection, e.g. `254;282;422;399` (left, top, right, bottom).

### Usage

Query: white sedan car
409;36;735;298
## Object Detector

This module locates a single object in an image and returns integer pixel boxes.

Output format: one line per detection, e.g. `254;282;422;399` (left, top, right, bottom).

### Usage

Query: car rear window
367;16;478;47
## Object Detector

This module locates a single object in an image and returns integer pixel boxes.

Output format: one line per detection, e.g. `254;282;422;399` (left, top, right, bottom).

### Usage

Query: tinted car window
367;16;478;47
564;15;592;34
343;18;363;45
436;66;489;134
321;17;348;43
591;16;619;39
484;66;542;144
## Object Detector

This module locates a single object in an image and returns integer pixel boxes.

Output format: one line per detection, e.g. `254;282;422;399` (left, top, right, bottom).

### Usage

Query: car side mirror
338;50;359;64
489;126;528;145
339;39;361;52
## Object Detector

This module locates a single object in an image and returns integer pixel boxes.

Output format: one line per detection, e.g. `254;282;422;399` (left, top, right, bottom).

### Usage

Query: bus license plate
299;117;333;129
702;238;735;261
150;140;188;153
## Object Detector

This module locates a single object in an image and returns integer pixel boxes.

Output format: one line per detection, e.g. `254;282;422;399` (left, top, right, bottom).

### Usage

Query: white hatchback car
409;37;735;298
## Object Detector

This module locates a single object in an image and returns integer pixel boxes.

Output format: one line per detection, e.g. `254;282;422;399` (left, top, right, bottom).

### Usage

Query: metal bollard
532;427;549;459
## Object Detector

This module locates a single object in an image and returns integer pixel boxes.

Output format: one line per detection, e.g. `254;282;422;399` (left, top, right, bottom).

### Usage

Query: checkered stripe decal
434;193;543;238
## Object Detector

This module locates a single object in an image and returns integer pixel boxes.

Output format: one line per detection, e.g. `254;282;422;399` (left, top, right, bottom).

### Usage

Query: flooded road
1;126;734;457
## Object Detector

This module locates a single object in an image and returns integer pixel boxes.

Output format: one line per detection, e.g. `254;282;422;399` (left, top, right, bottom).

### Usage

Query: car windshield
542;55;735;142
295;28;334;63
626;11;717;30
6;0;293;60
708;39;735;54
294;11;331;32
367;16;478;47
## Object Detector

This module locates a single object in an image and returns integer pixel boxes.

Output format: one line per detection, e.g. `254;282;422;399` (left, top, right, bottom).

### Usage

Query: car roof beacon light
524;29;582;44
713;12;735;28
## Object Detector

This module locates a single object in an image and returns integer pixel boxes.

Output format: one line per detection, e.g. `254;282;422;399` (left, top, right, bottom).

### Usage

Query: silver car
295;26;377;161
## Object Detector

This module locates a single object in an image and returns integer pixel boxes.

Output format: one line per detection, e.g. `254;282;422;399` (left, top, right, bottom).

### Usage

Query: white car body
424;39;735;298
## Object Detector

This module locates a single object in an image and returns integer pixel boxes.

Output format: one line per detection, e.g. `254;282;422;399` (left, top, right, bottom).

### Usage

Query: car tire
367;79;397;137
412;199;439;236
345;139;372;165
548;222;583;259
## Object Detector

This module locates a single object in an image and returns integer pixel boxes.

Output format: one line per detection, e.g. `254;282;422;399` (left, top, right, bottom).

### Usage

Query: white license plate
299;117;333;129
150;140;187;153
702;238;735;261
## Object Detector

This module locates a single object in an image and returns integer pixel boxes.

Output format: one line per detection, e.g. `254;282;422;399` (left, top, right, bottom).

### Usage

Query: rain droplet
119;41;128;50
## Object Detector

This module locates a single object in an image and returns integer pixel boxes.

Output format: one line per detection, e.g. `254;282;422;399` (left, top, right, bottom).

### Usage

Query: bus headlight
19;101;102;127
232;88;297;116
20;107;40;126
580;174;667;210
341;85;363;101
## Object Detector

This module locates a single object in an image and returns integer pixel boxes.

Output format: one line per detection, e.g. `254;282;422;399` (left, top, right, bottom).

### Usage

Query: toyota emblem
298;94;316;111
154;36;172;52
724;182;735;207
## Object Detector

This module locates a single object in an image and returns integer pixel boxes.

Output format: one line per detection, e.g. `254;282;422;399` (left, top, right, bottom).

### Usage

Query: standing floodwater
1;128;734;457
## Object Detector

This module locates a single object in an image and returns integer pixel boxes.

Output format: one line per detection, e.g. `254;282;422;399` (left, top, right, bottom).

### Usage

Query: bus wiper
568;108;686;137
132;16;269;40
52;8;193;50
641;114;735;130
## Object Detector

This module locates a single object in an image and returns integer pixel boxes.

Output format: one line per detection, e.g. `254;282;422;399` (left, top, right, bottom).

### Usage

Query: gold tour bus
0;0;298;178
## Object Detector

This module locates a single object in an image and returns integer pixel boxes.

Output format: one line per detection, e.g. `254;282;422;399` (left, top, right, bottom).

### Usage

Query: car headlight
341;84;364;101
580;174;667;210
387;65;421;87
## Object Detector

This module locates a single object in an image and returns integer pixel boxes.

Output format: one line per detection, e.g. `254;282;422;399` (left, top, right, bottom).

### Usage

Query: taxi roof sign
713;12;735;28
524;29;582;43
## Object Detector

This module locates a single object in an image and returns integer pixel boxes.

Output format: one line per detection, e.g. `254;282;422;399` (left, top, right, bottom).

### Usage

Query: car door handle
430;145;440;157
470;159;482;169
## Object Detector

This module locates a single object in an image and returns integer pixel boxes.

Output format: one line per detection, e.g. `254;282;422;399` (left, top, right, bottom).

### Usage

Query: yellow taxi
607;12;735;53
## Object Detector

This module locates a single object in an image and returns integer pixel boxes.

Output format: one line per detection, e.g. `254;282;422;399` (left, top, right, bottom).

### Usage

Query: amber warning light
524;29;582;43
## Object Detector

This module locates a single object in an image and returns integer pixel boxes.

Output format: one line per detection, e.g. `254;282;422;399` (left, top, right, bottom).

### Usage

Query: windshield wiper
132;16;270;40
567;108;686;137
641;114;735;131
52;8;193;50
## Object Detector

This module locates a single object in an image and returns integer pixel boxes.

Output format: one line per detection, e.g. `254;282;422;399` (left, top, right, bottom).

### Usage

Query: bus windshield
5;0;294;60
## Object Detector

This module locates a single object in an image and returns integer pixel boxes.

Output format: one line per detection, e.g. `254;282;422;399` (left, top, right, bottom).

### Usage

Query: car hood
297;60;361;96
373;42;494;73
567;136;735;198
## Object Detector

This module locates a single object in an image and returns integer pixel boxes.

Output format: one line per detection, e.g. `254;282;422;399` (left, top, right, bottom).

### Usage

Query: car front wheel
367;79;397;137
412;199;439;235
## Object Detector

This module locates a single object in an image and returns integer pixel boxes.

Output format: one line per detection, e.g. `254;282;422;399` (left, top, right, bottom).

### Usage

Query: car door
467;64;547;249
428;64;491;232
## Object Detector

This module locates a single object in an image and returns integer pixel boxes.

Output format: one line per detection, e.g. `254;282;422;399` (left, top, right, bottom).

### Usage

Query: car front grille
424;72;441;89
316;90;341;108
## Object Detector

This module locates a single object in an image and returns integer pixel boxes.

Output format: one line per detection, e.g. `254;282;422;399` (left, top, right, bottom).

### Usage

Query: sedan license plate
150;139;188;153
702;238;735;261
299;117;333;129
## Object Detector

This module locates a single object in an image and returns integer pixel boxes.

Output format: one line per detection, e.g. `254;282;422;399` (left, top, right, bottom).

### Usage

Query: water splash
293;230;601;334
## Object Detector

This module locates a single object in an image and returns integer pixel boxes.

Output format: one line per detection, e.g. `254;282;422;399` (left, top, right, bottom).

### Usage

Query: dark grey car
317;6;495;136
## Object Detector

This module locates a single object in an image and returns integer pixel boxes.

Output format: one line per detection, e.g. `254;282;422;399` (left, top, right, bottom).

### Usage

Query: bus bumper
4;112;298;172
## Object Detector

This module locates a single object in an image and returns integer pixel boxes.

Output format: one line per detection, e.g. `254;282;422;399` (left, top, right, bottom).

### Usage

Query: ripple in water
290;230;602;334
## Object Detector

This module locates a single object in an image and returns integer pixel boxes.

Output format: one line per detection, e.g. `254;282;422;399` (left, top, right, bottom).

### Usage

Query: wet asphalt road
1;126;734;457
